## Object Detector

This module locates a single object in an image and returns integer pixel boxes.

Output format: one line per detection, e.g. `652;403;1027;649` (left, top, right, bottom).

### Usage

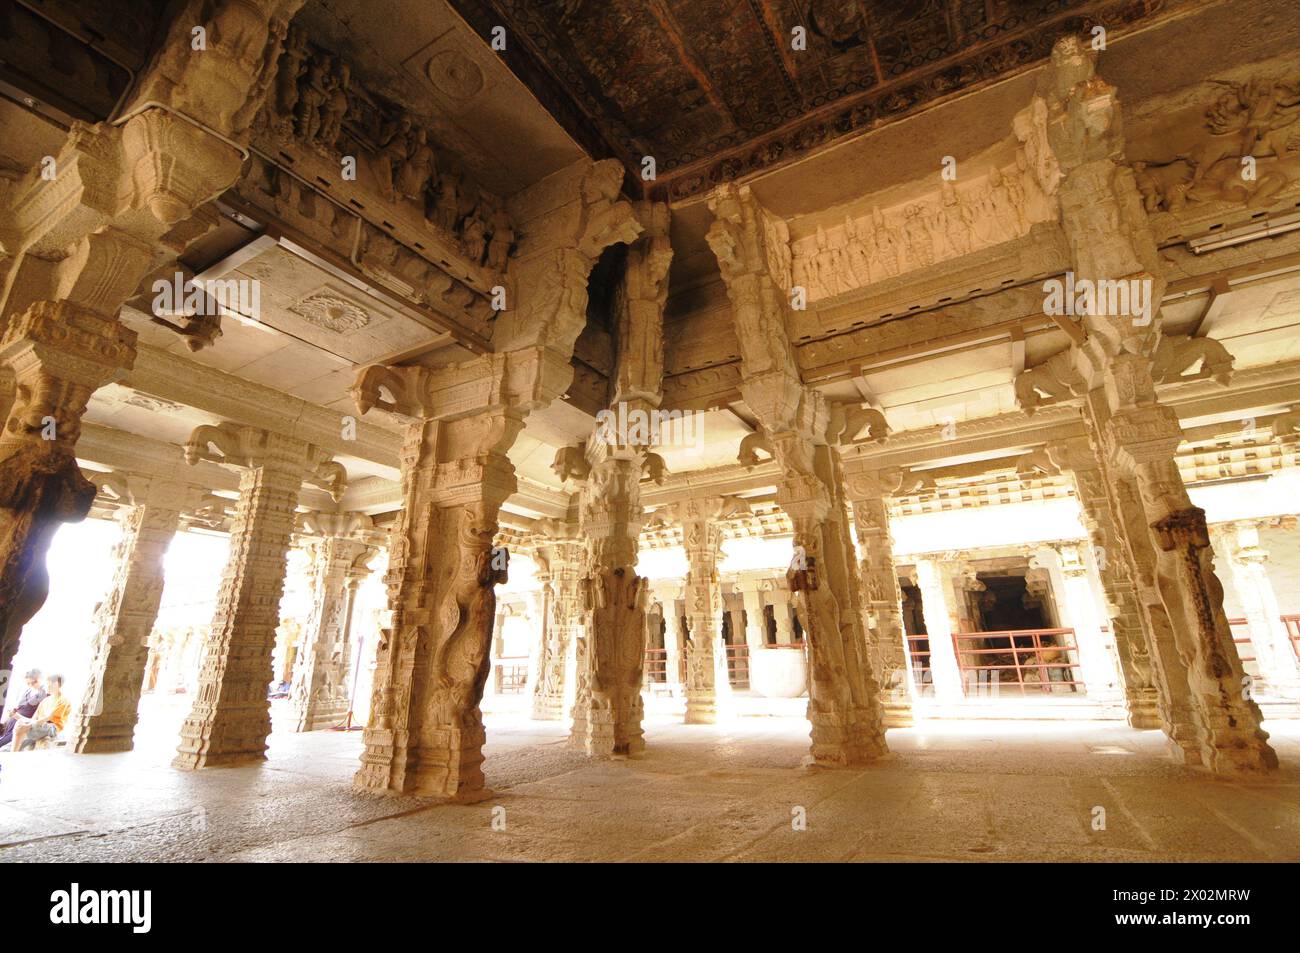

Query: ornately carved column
72;476;203;752
289;512;376;732
527;519;585;721
707;183;886;765
1022;38;1275;772
0;0;302;676
349;158;640;796
568;201;671;755
663;497;746;724
174;423;341;768
1048;438;1161;726
845;468;913;728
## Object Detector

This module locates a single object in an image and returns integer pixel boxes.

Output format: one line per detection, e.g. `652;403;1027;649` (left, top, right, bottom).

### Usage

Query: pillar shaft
356;416;516;797
706;182;886;765
847;470;914;727
914;559;964;702
71;500;180;752
1053;439;1162;726
1031;38;1274;772
175;432;320;768
570;454;649;754
1038;544;1124;702
290;527;373;731
529;526;585;721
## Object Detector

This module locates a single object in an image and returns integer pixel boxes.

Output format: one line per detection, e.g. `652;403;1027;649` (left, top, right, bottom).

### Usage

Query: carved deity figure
316;62;351;150
294;53;331;141
373;116;413;202
486;204;515;272
395;127;436;202
274;25;308;116
433;170;463;233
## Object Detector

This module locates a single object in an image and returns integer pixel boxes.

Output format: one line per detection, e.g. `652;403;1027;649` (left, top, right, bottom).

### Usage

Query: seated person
10;674;71;751
0;670;47;749
268;679;292;699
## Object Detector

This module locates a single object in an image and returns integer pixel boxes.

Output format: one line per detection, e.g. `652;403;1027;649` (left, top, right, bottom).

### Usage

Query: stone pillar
664;497;746;723
771;588;796;644
569;451;650;754
740;584;767;653
0;0;303;676
347;158;639;797
173;423;341;768
1035;543;1124;703
707;182;886;765
845;468;914;727
914;558;964;702
72;476;204;752
1048;438;1162;727
289;512;376;732
660;588;685;689
568;201;671;755
1212;522;1300;700
527;519;585;721
1018;38;1274;772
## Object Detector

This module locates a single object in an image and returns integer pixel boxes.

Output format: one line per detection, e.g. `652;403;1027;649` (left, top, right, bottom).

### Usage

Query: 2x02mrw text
1114;890;1251;903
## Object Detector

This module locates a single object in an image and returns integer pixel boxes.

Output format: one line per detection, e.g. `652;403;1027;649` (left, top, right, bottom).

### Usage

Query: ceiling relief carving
247;17;517;293
789;161;1056;303
289;289;372;335
448;0;1199;198
1132;69;1300;214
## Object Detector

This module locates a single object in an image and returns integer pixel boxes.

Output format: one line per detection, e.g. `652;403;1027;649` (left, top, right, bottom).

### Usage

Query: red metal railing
951;627;1084;695
726;643;750;689
906;634;934;696
644;647;669;684
1226;618;1260;679
493;657;528;694
1284;615;1300;662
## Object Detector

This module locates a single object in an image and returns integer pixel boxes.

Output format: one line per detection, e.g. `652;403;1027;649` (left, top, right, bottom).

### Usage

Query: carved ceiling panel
449;0;1201;199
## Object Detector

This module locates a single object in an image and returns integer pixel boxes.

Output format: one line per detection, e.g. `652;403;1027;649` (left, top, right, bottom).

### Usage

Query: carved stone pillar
0;0;302;676
1023;38;1274;772
1212;522;1300;700
664;497;746;724
1048;437;1162;727
568;201;671;755
707;182;886;765
740;585;767;653
771;588;796;644
289;512;376;732
914;558;965;702
347;158;640;796
659;587;684;688
846;468;913;728
174;423;341;769
354;410;518;798
527;519;585;721
72;476;205;752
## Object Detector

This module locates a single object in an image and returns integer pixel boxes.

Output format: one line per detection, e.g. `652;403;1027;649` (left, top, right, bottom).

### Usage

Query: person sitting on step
0;670;47;750
9;675;71;752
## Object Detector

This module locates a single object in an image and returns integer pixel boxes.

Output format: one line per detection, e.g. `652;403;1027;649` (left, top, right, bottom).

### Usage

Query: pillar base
683;700;717;724
569;701;645;756
354;724;487;797
71;715;140;754
173;750;268;770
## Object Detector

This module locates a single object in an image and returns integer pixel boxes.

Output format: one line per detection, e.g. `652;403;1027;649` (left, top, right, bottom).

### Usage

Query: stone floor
2;698;1298;862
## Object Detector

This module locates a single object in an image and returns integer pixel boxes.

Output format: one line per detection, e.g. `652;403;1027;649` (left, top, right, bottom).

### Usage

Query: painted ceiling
447;0;1201;200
